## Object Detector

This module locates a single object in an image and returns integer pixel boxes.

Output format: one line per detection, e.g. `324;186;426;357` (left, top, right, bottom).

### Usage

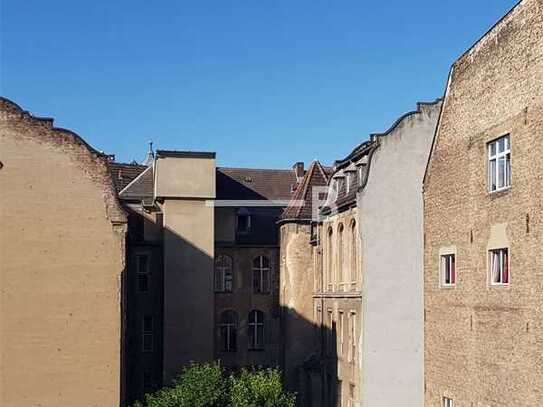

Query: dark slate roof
108;162;147;194
119;166;154;200
280;161;330;223
216;167;297;201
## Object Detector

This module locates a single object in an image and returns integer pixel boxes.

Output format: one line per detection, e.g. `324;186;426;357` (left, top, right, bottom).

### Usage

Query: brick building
109;148;298;403
280;148;367;407
423;0;543;405
0;97;127;407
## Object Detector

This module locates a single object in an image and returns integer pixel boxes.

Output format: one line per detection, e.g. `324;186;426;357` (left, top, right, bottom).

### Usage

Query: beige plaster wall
0;99;126;407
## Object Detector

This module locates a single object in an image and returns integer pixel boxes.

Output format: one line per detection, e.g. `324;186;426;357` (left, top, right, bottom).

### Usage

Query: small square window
489;248;509;285
443;396;453;407
440;254;456;287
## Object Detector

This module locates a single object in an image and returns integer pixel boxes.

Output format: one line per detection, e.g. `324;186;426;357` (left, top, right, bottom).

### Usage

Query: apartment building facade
358;100;441;406
423;0;543;405
110;149;299;403
280;152;366;407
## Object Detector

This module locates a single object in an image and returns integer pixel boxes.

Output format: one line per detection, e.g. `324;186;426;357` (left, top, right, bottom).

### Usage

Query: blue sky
1;0;518;168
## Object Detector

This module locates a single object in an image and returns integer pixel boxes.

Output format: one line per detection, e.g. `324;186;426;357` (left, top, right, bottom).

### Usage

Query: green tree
229;368;295;407
134;362;227;407
131;363;295;407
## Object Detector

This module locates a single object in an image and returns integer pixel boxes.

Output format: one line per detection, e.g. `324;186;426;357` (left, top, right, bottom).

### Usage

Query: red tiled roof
280;161;330;222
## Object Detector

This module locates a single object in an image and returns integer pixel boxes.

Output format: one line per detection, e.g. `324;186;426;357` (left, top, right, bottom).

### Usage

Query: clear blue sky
1;0;517;168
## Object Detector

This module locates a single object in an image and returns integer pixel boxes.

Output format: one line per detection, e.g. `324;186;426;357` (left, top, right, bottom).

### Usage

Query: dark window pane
138;274;149;292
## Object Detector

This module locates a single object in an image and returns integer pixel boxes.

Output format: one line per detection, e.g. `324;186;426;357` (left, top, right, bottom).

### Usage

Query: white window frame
488;135;511;193
253;256;271;294
215;254;233;293
440;253;456;287
248;310;265;350
136;254;150;293
443;396;453;407
489;248;509;286
219;311;237;352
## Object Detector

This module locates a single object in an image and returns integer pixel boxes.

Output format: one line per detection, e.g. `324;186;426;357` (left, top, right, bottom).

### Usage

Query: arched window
350;221;358;285
248;310;265;350
215;255;233;292
337;224;344;285
327;227;334;291
253;256;270;294
219;310;238;352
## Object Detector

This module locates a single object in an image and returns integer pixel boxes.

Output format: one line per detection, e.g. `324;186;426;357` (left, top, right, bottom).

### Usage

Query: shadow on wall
279;306;339;407
124;219;340;407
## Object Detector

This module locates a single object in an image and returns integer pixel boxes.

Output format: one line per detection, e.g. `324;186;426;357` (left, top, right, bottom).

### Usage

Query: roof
109;162;297;203
156;150;216;159
280;161;330;223
108;162;147;194
216;167;297;201
119;166;154;200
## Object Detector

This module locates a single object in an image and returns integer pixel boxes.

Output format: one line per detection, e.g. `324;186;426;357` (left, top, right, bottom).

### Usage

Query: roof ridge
218;166;293;172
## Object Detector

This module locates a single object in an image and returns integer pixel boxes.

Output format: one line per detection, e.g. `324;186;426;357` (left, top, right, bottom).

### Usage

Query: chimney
292;162;305;182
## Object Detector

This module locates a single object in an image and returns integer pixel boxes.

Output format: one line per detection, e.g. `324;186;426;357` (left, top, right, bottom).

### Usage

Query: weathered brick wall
424;1;543;405
279;223;319;392
0;98;126;406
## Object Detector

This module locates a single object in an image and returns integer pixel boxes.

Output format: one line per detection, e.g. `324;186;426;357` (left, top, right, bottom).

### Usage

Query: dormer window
236;208;251;234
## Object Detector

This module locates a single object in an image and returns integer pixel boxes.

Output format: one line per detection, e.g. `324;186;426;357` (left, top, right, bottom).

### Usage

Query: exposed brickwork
424;1;543;405
0;97;127;407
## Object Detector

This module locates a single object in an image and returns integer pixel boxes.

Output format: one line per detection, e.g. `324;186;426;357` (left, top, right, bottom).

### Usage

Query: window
348;384;356;407
248;310;264;350
348;312;356;363
443;397;453;407
489;248;509;285
253;256;271;294
338;311;344;356
142;315;153;353
215;254;233;292
327;227;334;291
488;135;511;192
441;254;456;286
219;310;238;352
326;310;334;356
337;224;344;285
346;173;351;193
236;208;251;234
350;221;358;287
143;369;153;392
137;254;150;293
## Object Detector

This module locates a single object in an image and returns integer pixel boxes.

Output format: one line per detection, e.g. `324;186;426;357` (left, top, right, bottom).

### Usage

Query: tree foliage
132;363;295;407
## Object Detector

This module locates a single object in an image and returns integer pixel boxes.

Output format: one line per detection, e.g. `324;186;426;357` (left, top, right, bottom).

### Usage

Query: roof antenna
143;140;154;166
